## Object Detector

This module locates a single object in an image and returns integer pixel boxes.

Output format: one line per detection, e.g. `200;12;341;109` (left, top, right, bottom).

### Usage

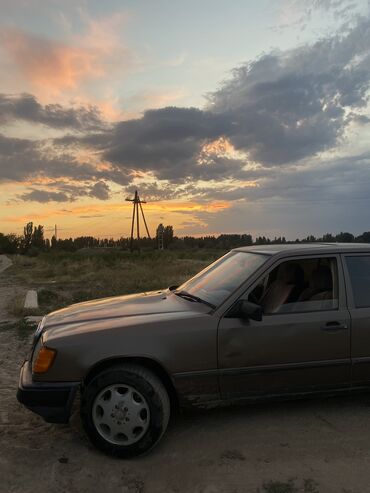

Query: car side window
345;256;370;308
248;257;339;314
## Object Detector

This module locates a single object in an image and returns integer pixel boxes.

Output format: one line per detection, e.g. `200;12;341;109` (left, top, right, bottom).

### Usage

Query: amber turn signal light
33;346;56;373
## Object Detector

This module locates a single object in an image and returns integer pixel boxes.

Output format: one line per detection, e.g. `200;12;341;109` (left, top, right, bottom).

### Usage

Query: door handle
321;321;348;331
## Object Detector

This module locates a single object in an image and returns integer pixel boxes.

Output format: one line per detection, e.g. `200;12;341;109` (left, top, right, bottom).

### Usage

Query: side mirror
230;300;263;321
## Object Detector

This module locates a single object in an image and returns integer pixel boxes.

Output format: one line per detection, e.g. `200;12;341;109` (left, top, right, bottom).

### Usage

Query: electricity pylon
125;190;151;252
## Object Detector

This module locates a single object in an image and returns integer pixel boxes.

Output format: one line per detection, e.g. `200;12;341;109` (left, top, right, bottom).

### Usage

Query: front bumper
17;360;79;423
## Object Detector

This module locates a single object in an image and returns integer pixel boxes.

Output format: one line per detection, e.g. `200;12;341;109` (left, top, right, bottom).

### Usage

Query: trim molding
174;359;349;379
352;357;370;365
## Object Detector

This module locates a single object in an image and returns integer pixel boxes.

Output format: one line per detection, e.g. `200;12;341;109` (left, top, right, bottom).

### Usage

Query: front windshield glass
176;251;268;307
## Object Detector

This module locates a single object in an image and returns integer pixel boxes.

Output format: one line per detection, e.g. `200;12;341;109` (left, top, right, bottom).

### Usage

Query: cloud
0;93;106;131
208;16;370;165
19;189;69;202
125;182;180;201
0;12;132;100
0;133;99;182
100;106;241;182
62;16;369;187
277;0;362;30
175;150;370;237
0;133;130;198
17;180;111;203
1;27;101;94
89;181;110;200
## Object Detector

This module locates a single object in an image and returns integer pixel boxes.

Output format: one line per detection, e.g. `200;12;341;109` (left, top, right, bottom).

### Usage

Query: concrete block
24;290;38;309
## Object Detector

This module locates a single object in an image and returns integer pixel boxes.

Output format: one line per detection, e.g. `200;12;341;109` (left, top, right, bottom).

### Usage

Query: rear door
218;254;351;399
342;254;370;387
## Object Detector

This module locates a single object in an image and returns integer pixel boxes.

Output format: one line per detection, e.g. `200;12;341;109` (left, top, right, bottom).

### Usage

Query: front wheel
80;364;170;458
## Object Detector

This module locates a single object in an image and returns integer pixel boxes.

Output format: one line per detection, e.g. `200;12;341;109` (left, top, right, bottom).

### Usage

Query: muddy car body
17;243;370;456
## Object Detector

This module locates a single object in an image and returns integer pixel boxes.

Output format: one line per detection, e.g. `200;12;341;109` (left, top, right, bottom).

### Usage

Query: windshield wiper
174;290;216;309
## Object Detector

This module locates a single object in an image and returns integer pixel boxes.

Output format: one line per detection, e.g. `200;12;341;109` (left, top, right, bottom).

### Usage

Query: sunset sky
1;0;370;240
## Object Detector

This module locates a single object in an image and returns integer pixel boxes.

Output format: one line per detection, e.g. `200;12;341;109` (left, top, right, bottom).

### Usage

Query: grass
8;249;223;314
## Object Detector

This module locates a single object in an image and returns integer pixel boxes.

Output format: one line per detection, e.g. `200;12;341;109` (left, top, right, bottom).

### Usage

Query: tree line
0;221;369;255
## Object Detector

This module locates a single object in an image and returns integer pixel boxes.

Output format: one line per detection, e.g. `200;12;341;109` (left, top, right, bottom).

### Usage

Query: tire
80;364;170;458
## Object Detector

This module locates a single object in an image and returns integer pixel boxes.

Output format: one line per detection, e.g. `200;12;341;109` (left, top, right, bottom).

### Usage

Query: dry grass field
8;249;222;316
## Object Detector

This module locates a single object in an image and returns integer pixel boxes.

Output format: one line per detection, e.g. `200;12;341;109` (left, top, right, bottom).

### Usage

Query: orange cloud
2;28;101;95
201;137;235;157
1;12;132;103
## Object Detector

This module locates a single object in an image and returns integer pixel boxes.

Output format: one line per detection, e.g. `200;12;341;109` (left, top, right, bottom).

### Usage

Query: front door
218;255;351;399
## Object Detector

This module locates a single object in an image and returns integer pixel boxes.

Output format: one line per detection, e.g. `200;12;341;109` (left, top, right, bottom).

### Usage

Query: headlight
32;346;57;373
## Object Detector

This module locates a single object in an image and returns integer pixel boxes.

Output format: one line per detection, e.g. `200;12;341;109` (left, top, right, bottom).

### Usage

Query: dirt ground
2;257;370;493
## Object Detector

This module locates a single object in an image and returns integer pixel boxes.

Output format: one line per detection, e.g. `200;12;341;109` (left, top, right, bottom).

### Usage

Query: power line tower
125;190;151;252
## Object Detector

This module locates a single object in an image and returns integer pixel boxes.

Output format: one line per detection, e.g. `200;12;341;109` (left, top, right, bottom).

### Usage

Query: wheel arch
83;356;179;410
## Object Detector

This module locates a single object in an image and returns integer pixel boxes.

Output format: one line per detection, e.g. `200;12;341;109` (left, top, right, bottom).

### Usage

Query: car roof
234;242;370;257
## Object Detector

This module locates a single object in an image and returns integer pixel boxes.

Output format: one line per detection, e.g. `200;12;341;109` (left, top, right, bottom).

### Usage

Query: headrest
311;265;333;292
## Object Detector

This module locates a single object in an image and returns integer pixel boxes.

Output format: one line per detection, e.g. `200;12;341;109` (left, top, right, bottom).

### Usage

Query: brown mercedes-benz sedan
17;243;370;457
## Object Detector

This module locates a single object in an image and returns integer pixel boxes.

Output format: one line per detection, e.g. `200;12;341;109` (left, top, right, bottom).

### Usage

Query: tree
156;224;165;249
32;225;45;249
0;233;20;254
322;233;335;242
23;222;33;251
356;232;370;243
154;224;175;249
335;232;354;243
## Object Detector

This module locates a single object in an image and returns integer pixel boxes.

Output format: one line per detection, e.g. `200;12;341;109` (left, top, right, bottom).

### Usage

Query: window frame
235;254;345;317
342;253;370;309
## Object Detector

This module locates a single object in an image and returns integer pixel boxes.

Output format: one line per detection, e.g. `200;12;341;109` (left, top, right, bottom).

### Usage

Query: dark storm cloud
0;93;106;131
176;151;370;237
18;180;111;203
0;132;126;203
100;107;235;182
208;16;370;166
19;189;69;202
0;133;101;182
69;16;370;184
125;182;177;201
189;151;370;205
89;181;110;200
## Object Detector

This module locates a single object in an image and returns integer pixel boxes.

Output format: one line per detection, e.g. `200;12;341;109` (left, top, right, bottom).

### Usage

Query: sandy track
0;256;26;324
0;255;12;273
1;263;370;492
3;348;370;493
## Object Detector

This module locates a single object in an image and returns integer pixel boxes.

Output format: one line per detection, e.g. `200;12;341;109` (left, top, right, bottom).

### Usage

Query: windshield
176;251;267;307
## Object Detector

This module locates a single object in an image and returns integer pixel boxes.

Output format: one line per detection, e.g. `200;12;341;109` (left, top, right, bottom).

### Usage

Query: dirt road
1;262;370;492
0;255;12;274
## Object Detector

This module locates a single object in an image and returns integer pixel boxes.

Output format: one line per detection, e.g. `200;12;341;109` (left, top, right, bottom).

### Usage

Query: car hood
43;290;204;328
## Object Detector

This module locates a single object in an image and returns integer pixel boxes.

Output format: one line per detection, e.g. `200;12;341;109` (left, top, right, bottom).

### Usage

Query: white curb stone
24;290;38;309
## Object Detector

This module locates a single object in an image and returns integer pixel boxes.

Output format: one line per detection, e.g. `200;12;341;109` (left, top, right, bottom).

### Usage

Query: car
17;243;370;457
